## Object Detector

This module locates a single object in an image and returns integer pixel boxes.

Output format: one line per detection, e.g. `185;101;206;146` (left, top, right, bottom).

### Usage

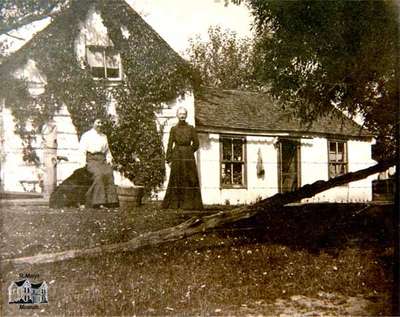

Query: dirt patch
217;292;377;316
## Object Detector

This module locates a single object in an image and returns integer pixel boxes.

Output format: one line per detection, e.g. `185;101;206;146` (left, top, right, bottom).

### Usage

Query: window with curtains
328;140;348;178
86;45;122;80
220;135;246;188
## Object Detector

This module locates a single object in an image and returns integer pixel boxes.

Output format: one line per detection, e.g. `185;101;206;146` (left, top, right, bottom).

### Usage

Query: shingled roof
14;280;28;287
31;282;44;289
195;88;371;139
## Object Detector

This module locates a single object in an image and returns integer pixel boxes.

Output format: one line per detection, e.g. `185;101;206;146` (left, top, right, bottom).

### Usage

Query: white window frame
220;135;247;189
328;140;348;178
86;45;122;81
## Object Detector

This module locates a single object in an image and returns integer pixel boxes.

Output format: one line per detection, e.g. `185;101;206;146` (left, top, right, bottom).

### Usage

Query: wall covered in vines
0;0;193;193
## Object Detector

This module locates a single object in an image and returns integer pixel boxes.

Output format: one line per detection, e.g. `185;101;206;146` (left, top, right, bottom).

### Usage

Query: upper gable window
86;45;122;80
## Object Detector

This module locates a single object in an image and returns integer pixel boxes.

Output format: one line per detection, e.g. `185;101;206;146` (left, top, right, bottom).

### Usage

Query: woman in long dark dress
162;107;203;210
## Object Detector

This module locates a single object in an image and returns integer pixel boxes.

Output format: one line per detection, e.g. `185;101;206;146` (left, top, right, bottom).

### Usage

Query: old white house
8;279;48;304
0;1;376;205
195;88;375;205
0;0;195;198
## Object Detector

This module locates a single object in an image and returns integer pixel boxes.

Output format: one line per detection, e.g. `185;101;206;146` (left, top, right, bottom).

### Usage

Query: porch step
1;198;49;207
0;191;43;200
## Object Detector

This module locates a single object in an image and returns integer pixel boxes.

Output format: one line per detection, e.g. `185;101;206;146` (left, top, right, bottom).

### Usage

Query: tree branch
0;1;67;36
4;32;25;41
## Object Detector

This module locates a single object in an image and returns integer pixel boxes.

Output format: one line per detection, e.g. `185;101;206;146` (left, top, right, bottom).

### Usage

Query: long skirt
85;152;118;208
162;146;203;210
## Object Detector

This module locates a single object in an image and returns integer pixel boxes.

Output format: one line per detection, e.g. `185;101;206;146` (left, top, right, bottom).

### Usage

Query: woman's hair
176;106;188;116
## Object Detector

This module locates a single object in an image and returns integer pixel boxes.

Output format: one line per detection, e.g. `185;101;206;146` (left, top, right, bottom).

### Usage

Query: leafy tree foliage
186;26;261;90
0;0;68;57
0;0;67;35
241;0;399;158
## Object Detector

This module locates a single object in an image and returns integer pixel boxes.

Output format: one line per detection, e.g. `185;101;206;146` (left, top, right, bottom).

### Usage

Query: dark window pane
222;138;232;161
221;163;232;185
337;142;344;153
91;67;106;78
281;144;297;174
107;67;120;78
232;163;243;185
329;142;336;153
233;138;243;161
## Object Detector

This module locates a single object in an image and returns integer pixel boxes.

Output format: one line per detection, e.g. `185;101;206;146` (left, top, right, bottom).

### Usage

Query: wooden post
42;120;57;198
0;98;5;192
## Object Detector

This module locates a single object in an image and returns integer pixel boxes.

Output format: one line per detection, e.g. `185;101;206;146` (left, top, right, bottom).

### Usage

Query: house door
278;139;301;193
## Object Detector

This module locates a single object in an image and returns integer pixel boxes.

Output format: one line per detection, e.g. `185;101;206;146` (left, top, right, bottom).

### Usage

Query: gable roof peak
0;0;192;99
14;279;30;287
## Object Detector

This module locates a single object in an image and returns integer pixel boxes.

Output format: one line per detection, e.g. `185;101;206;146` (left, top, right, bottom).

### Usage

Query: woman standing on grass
162;107;203;210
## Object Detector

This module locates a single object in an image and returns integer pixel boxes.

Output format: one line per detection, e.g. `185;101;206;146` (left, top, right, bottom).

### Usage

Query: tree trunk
3;157;395;266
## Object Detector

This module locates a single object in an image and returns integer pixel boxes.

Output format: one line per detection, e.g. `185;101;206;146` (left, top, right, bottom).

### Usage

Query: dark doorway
278;139;301;193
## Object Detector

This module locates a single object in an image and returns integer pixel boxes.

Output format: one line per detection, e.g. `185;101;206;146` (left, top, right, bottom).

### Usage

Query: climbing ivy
0;0;193;193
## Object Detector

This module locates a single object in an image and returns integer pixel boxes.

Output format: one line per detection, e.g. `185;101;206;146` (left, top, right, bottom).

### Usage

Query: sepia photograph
0;0;399;315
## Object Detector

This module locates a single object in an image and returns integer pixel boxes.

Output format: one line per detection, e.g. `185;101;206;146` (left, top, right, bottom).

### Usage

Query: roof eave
195;124;373;141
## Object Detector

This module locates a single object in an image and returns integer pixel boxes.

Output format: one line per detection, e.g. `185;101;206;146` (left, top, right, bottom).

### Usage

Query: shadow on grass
222;203;394;252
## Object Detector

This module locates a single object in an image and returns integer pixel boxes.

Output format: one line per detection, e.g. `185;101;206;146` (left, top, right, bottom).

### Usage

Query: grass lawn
1;202;394;316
